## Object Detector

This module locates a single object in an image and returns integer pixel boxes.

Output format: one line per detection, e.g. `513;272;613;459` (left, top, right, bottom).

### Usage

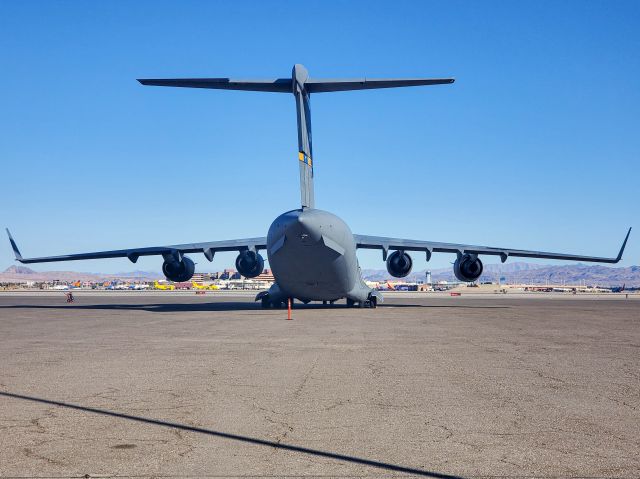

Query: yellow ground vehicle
192;281;219;290
153;280;175;291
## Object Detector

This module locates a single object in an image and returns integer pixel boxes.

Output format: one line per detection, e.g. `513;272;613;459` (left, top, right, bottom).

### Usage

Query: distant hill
3;265;37;275
0;265;162;283
362;262;639;287
478;264;639;287
362;261;546;282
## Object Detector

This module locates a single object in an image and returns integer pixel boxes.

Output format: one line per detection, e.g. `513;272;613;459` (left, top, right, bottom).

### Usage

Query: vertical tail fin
293;64;314;209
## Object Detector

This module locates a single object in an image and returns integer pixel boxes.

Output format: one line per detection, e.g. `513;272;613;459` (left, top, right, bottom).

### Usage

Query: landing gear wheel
261;297;271;308
369;297;377;309
346;298;355;307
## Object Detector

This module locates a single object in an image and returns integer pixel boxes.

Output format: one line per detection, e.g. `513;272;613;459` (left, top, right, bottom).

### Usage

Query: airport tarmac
0;293;638;478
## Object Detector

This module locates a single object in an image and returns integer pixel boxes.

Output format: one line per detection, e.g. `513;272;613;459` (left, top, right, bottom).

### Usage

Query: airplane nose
290;212;322;243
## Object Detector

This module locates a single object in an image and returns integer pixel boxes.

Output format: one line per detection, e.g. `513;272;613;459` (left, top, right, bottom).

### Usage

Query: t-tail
138;64;455;209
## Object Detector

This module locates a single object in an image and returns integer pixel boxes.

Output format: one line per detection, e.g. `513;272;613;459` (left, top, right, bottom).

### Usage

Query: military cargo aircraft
6;65;631;308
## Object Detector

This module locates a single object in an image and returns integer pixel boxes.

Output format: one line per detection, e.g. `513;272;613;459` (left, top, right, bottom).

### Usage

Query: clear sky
1;0;638;274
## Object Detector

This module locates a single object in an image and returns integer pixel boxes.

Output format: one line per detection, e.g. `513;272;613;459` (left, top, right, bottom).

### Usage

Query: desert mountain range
2;262;638;287
363;262;638;287
1;265;162;282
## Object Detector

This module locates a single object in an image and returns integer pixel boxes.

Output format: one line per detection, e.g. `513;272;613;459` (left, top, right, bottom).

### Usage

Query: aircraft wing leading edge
5;229;266;265
354;227;631;264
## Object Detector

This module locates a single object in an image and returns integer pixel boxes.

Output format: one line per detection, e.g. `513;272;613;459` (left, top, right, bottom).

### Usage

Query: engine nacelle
453;254;483;282
386;250;413;278
235;250;264;278
162;256;195;282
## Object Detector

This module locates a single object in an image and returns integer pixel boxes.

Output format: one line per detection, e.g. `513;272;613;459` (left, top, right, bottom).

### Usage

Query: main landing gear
346;297;377;309
261;296;287;309
257;291;377;309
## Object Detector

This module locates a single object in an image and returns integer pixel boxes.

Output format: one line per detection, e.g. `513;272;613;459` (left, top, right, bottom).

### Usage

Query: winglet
615;227;632;263
6;228;24;262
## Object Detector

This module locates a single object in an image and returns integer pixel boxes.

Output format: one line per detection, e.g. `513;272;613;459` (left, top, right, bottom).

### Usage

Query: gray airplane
6;64;631;308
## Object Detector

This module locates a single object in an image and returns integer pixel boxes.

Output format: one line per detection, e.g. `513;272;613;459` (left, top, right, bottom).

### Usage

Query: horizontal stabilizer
138;76;455;94
306;78;454;93
138;78;292;93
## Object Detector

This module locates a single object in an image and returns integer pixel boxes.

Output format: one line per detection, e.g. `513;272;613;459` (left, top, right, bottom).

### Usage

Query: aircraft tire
261;297;271;309
346;298;355;307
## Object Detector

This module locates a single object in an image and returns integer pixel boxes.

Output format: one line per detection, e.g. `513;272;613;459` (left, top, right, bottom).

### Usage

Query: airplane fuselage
265;208;374;304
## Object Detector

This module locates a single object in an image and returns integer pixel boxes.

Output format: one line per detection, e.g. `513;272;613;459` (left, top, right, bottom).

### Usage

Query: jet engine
453;254;483;282
386;250;413;278
162;256;195;282
235;250;264;278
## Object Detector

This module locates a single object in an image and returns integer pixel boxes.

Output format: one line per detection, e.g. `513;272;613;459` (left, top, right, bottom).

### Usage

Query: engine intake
235;250;264;278
162;256;195;282
386;250;413;278
453;254;483;282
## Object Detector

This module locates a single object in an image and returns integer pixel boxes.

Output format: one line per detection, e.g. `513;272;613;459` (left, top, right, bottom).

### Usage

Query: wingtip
615;227;632;263
5;228;23;262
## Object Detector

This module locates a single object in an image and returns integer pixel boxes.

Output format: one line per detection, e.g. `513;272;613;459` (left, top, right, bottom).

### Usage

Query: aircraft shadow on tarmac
0;390;466;479
0;302;510;313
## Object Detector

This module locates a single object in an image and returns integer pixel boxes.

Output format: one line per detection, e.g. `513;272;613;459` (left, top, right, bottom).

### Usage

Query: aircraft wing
5;229;267;264
353;228;631;264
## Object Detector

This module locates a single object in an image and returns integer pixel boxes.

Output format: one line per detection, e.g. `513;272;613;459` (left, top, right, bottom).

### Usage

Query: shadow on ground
0;302;510;312
0;390;465;479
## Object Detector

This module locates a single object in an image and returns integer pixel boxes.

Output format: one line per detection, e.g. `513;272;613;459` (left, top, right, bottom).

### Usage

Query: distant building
219;269;237;280
253;269;275;282
192;272;214;283
426;271;432;284
198;268;273;283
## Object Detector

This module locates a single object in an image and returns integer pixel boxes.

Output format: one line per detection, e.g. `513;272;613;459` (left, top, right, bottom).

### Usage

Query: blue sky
1;0;638;274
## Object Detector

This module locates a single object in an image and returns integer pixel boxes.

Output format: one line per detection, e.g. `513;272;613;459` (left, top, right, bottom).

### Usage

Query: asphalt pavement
0;293;638;478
